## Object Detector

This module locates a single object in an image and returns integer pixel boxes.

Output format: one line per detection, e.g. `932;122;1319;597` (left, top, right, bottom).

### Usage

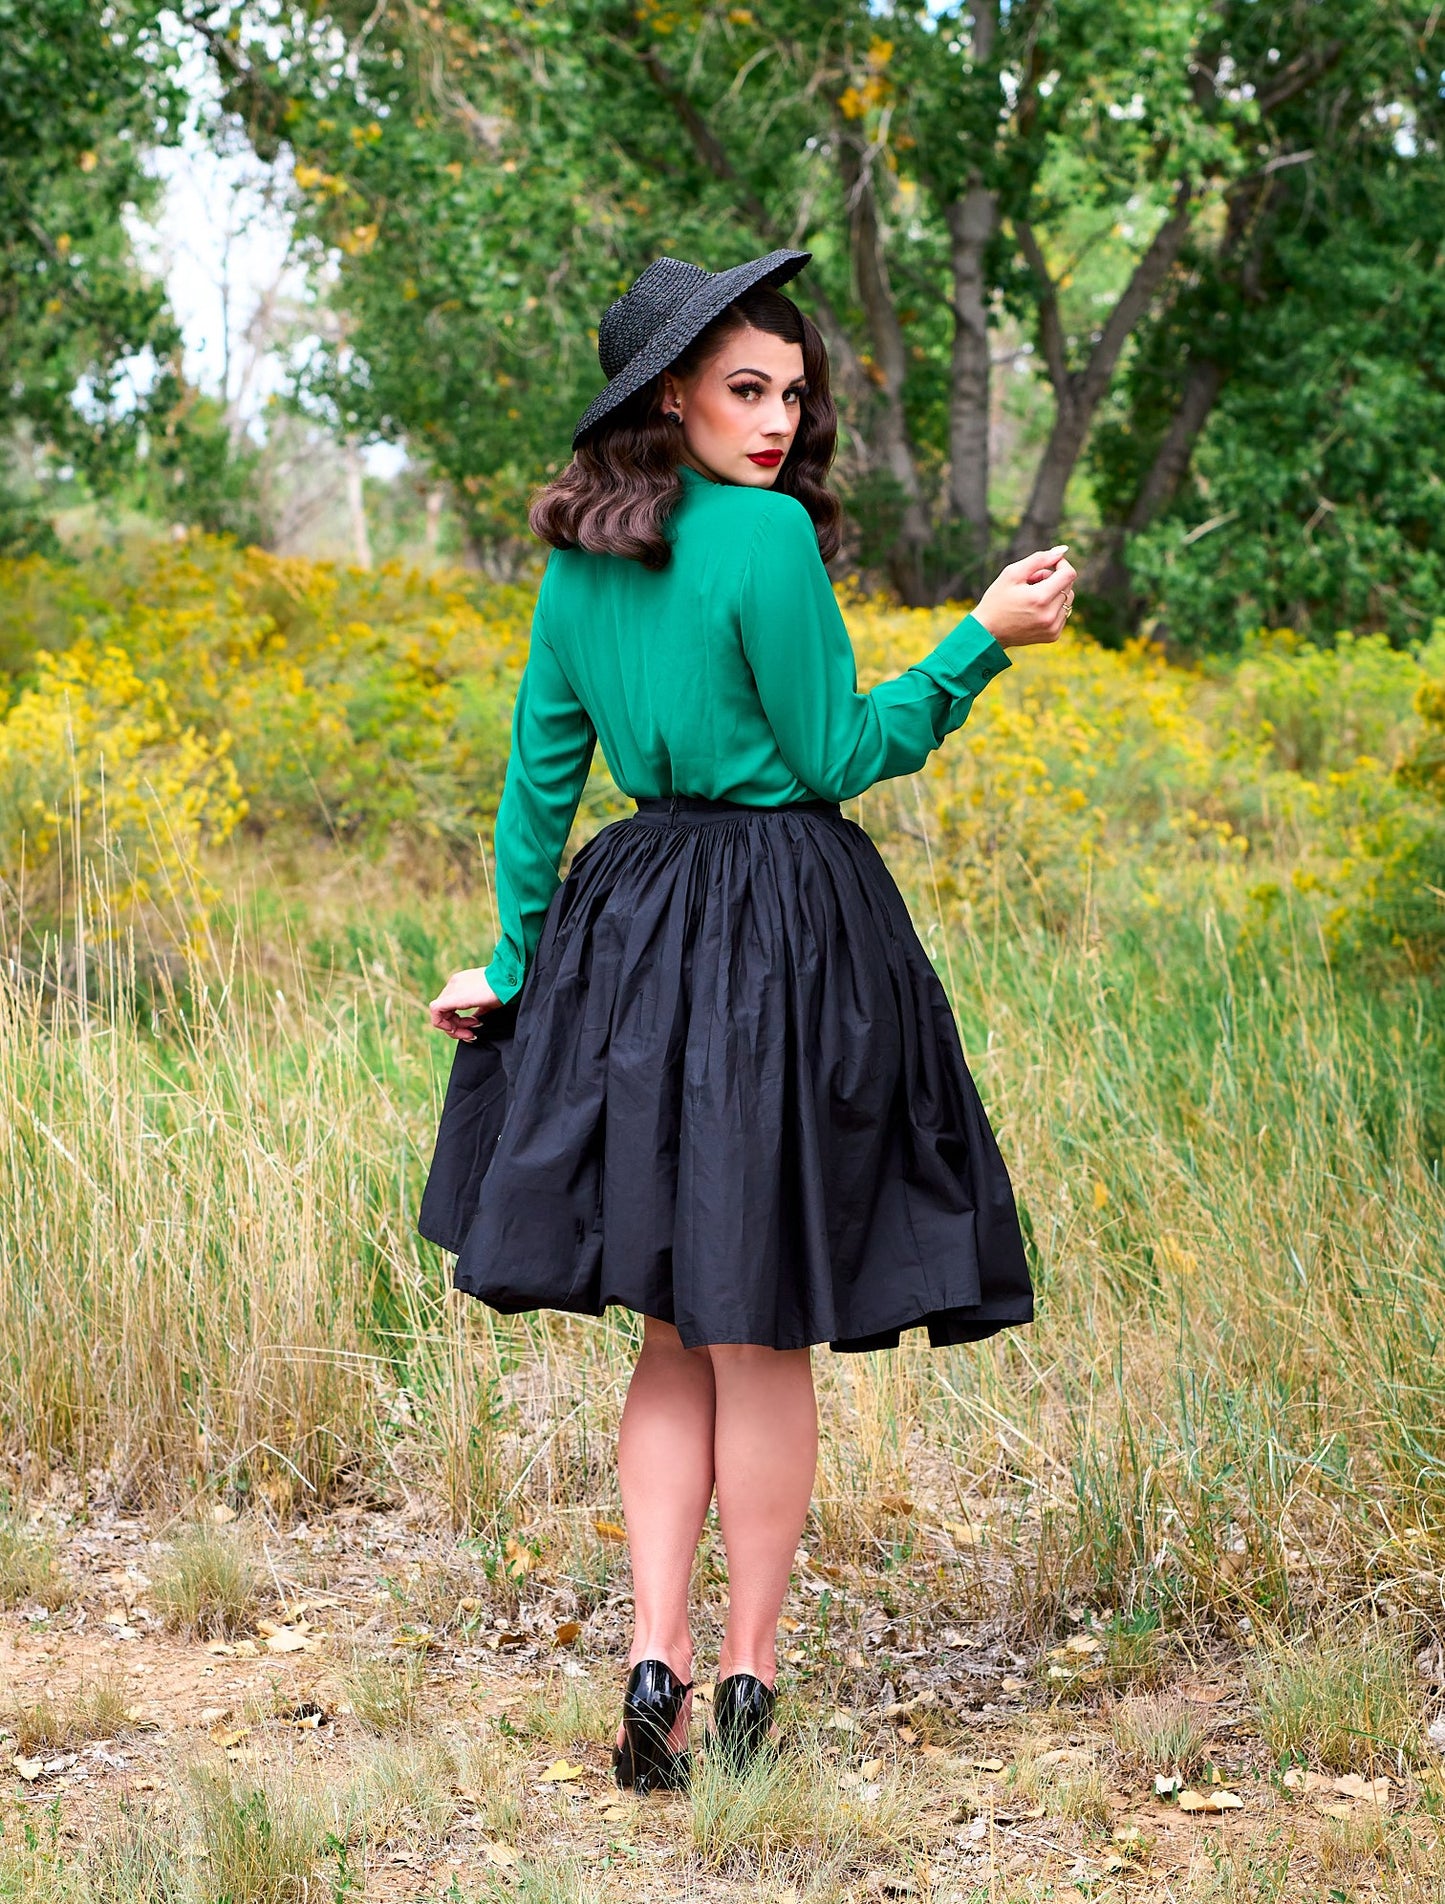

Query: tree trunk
937;0;997;600
835;131;931;602
425;483;446;559
344;441;372;569
1087;356;1226;606
943;182;997;596
1009;183;1194;560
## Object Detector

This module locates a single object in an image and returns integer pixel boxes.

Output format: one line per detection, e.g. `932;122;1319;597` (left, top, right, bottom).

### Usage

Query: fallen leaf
826;1710;859;1732
1317;1802;1354;1821
1178;1788;1244;1813
204;1642;234;1658
594;1520;627;1542
1001;1675;1027;1694
198;1707;232;1727
262;1629;310;1654
866;1874;914;1898
539;1759;585;1782
861;1757;884;1778
896;1725;918;1746
554;1620;582;1646
970;1756;1007;1773
883;1689;937;1719
779;1615;803;1633
484;1842;518;1868
1063;1634;1103;1657
211;1503;237;1524
13;1757;44;1781
210;1727;250;1749
1332;1773;1392;1806
275;1703;327;1729
1178;1682;1229;1705
944;1519;985;1547
600;1803;630;1821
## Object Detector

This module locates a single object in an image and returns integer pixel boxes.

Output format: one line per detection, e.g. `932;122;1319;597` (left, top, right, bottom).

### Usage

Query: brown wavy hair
529;282;841;568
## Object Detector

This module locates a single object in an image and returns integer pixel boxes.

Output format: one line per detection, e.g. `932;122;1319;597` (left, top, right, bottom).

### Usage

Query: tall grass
1;803;1440;1648
1;547;1442;1650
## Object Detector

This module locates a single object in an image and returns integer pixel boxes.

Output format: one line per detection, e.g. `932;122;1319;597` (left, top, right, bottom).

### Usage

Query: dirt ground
2;1485;1440;1903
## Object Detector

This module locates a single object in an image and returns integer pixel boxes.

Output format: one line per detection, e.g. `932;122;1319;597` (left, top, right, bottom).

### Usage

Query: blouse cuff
910;610;1012;702
482;954;523;1006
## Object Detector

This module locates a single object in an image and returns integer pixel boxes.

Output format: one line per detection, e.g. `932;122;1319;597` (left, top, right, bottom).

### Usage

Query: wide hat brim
571;247;812;449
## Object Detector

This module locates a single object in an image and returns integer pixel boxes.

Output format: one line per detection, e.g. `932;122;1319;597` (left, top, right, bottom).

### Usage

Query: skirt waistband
632;793;842;824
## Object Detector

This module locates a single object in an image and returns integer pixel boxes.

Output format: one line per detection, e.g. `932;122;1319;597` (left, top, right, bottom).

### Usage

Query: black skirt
417;795;1033;1353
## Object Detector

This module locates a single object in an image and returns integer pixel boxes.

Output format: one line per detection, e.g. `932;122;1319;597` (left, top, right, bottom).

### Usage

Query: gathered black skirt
416;794;1033;1353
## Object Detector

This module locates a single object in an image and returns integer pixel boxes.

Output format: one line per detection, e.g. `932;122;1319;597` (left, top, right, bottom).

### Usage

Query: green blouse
480;460;1011;1004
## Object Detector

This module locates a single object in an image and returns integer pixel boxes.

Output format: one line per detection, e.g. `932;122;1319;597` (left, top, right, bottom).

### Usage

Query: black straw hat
571;247;812;448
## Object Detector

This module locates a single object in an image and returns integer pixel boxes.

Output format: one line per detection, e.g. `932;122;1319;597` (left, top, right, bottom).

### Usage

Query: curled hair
530;283;841;567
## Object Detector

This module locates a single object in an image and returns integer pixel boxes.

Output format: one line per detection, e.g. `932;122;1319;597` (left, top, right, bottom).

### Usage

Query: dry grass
334;1648;428;1735
688;1715;935;1888
186;1763;329;1903
1110;1691;1213;1778
149;1521;264;1640
512;1666;617;1750
1249;1621;1425;1774
1;1670;135;1756
0;1517;69;1610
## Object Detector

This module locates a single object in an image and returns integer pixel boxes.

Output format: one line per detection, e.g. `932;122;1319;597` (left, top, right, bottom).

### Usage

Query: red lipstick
747;451;783;467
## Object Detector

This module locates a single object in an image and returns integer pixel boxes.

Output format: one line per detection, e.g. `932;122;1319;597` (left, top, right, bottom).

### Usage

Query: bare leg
615;1315;716;1754
709;1344;818;1692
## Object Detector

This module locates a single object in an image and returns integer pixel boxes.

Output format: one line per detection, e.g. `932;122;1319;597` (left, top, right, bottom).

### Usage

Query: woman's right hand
429;967;503;1041
973;545;1077;648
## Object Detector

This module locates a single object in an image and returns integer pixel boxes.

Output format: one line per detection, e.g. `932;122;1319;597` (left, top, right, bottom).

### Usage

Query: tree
1086;9;1445;647
0;0;187;544
207;0;1442;627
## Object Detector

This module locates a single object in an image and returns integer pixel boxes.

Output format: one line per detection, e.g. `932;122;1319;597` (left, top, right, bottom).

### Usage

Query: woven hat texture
572;247;812;448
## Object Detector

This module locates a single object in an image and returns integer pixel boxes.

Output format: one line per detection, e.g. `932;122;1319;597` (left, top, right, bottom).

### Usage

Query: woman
421;247;1072;1795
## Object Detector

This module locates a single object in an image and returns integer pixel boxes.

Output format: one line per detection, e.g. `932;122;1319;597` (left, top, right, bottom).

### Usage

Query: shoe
611;1657;693;1794
708;1670;777;1772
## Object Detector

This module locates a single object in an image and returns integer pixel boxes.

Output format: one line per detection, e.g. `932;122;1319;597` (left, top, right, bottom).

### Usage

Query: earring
668;410;683;426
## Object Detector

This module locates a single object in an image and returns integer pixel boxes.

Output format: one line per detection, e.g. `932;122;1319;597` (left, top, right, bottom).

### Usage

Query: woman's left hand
429;968;503;1041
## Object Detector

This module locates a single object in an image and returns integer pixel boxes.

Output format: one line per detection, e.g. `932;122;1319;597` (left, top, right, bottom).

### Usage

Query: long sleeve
481;594;597;1005
738;497;1011;803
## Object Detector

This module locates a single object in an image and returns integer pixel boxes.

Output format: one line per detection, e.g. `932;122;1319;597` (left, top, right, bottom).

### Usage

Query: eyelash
730;381;806;403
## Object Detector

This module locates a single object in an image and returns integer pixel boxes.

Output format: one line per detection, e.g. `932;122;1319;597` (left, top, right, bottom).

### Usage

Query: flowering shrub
1;537;1441;970
0;638;246;940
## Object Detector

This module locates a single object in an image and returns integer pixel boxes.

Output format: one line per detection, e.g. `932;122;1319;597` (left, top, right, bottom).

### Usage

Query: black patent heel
611;1657;694;1794
709;1670;777;1772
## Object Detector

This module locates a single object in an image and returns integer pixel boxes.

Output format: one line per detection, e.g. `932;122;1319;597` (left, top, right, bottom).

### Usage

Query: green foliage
0;0;185;532
129;373;269;545
1091;10;1445;648
210;3;1342;574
